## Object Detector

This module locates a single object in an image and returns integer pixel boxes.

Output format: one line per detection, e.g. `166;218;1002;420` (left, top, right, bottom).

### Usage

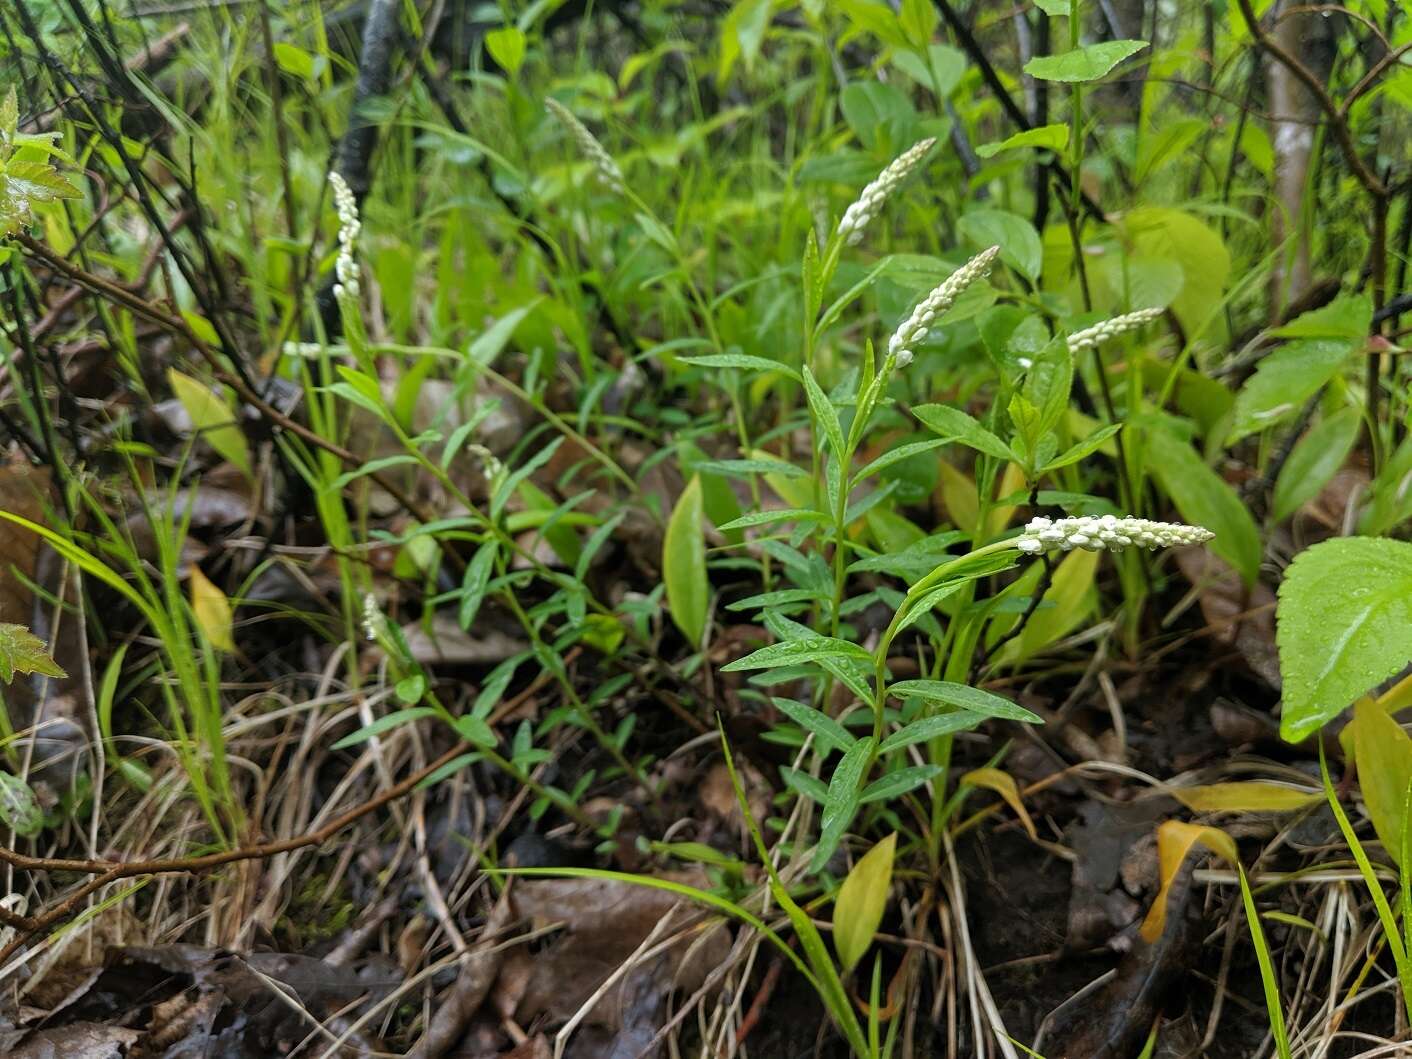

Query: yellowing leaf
180;310;220;346
994;547;1098;665
753;448;813;510
983;462;1027;539
167;369;252;480
1171;782;1321;813
1351;697;1412;866
936;459;978;534
0;622;65;684
1140;820;1238;942
664;475;708;648
833;832;896;975
961;768;1036;839
189;566;235;652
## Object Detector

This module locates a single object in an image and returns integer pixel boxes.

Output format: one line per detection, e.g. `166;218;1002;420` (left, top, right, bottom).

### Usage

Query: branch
1235;0;1386;198
0;739;474;963
13;233;462;570
931;0;1105;223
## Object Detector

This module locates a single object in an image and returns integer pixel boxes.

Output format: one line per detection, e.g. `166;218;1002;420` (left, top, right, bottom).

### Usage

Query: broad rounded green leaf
664;476;709;648
485;26;527;75
975;123;1069;159
1144;426;1260;583
1272;405;1361;523
1023;39;1148;83
1228;339;1352;444
1350;698;1412;865
1278;537;1412;741
0;770;42;837
833;833;896;974
891;43;966;98
1121;208;1229;341
958;208;1042;282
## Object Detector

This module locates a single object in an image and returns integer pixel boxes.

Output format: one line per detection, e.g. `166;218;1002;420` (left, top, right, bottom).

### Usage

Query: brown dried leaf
1173;548;1280;688
509;873;731;1030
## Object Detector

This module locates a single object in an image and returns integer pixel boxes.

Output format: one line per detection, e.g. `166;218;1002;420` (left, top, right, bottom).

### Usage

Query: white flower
329;170;361;300
888;246;1000;366
466;442;503;480
1067;307;1163;353
361;596;386;643
1015;514;1214;555
836;137;937;246
545;97;625;194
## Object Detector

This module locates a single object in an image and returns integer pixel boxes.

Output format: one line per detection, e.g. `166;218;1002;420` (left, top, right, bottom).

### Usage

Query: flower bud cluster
888;246;1000;367
1015;514;1214;555
329;170;361;300
545;98;625;194
1067;307;1163;353
836;137;936;245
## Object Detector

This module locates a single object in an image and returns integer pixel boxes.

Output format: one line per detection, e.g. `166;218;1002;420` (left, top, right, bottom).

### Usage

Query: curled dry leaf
506;872;732;1031
1173;548;1280;689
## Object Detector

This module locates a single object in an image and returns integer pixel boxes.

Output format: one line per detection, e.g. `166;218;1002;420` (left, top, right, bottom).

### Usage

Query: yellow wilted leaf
936;459;978;535
994;547;1098;665
752;449;813;510
961;768;1036;839
167;369;252;480
1171;782;1320;813
1351;697;1412;866
1140;820;1238;942
833;832;896;975
189;566;234;652
983;462;1027;539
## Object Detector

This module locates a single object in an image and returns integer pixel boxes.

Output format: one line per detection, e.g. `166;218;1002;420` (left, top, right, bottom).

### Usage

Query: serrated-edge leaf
1277;537;1412;740
0;622;66;683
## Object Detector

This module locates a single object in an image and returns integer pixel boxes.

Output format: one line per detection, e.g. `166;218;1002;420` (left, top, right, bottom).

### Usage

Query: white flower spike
888;246;1000;367
545;97;625;194
1015;515;1214;555
329;170;361;300
836;137;937;246
1067;307;1164;353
